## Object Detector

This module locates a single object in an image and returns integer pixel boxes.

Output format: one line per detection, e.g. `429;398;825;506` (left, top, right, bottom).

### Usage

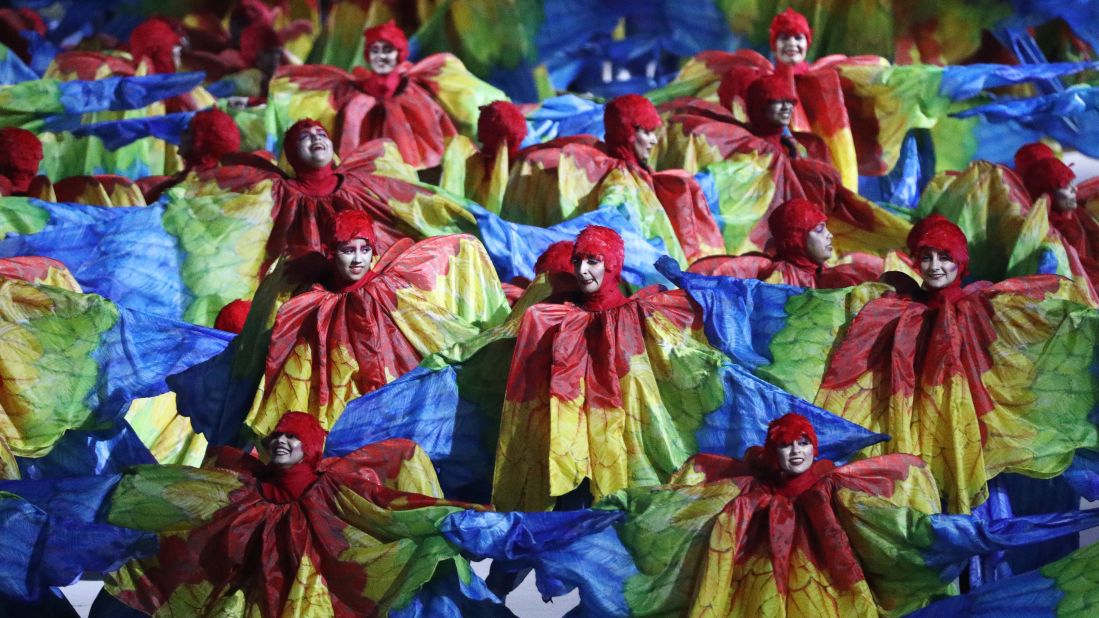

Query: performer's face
268;432;304;467
294;125;333;169
919;248;959;289
776;436;813;475
804;222;833;264
334;238;373;282
1054;184;1078;211
766;99;795;127
573;254;606;295
633;127;658;163
774;32;807;65
368;40;399;75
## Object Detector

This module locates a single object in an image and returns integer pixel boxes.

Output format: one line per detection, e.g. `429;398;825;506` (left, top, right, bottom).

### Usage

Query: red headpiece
239;22;280;67
574;226;624;283
769;8;812;51
1022;157;1075;201
270;411;327;469
1013;142;1056;173
325;210;377;255
717;67;764;113
363;20;409;64
231;0;277;29
604;94;661;165
746;71;798;133
213;299;252;334
478;101;527;160
907;214;969;276
0;127;43;193
129;17;181;74
762;412;819;471
186;108;241;170
535;240;575;276
768;198;827;264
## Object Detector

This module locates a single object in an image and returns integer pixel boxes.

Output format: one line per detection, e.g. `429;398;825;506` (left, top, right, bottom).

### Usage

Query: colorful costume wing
246;234;509;436
439;135;509;214
0;275;230;465
0;255;80;290
102;440;501;617
406;53;509;139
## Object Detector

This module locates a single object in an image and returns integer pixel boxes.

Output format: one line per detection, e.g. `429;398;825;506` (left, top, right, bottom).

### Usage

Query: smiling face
268;432;304;467
573;254;606;295
368;40;399;75
1054;184;1078;211
633;127;658;163
919;248;960;290
773;32;808;65
804;221;833;264
334;238;373;283
294;125;333;169
766;99;795;127
776;435;814;475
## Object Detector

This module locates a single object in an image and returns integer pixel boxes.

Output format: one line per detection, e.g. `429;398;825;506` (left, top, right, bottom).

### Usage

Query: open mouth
788;456;805;466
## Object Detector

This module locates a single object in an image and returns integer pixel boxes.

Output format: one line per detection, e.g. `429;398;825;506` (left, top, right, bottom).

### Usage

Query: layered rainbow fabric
0;273;230;476
659;258;1099;513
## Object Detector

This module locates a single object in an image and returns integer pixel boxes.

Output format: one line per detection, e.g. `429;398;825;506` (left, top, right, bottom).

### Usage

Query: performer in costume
439;100;527;214
812;216;1099;512
139;107;243;203
269;20;506;169
503;94;723;264
95;412;504;617
494;225;758;510
689;198;882;288
1020;156;1099;296
0;126;147;205
244;209;508;436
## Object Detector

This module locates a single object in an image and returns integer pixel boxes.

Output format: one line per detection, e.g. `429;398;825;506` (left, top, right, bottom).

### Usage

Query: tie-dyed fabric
502;140;721;264
439;135;511;215
0;274;229;473
268;56;506;168
674;123;912;257
661;260;1099;513
688;251;883;289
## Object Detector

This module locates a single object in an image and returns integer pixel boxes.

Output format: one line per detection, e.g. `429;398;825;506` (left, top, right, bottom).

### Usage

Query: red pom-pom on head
214;299;251;334
573;225;625;286
186;108;241;169
769;7;812;51
0;127;43;176
363;20;409;64
284;118;328;174
768;198;827;261
1022;157;1076;201
270;411;327;468
478;101;527;160
535;241;575;275
1013;142;1056;173
746;71;798;130
129;17;181;74
907;214;970;277
324;210;377;256
604;94;661;162
239;22;280;67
